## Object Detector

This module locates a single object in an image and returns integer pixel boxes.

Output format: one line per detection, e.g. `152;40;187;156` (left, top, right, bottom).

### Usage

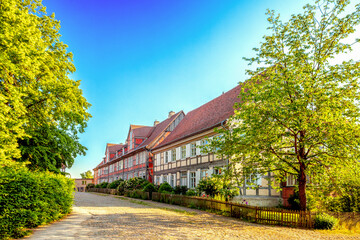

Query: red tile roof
139;111;184;148
154;84;242;149
106;143;125;153
132;126;153;138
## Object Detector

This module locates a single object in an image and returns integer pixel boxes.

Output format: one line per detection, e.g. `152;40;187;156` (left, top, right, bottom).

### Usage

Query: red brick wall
282;186;295;207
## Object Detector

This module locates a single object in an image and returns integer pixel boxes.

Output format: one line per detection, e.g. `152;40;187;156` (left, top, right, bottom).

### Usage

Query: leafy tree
80;170;94;179
210;0;360;210
0;0;90;171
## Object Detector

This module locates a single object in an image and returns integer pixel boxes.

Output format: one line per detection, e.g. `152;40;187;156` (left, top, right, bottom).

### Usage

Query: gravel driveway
27;192;359;240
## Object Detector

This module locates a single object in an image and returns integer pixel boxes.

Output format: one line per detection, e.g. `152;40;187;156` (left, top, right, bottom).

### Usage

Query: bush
95;184;101;188
100;182;108;188
197;177;220;197
125;177;149;190
0;164;74;239
288;191;301;210
117;181;126;195
314;213;339;230
326;184;360;212
86;183;95;190
174;185;188;195
143;183;157;193
108;180;122;189
186;189;197;196
159;182;173;193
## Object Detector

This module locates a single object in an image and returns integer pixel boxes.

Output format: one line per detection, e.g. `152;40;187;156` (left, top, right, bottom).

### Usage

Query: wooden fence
152;192;313;228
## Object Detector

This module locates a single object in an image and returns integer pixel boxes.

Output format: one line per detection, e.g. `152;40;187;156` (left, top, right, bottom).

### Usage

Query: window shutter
176;147;181;160
186;144;190;158
196;141;201;155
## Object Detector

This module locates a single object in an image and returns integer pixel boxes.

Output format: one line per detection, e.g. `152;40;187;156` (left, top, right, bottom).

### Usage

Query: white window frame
165;151;169;163
190;143;196;157
190;172;196;188
171;149;176;162
181;146;186;159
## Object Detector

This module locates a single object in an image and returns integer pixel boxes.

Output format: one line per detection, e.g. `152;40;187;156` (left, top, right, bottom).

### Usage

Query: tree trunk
298;162;307;211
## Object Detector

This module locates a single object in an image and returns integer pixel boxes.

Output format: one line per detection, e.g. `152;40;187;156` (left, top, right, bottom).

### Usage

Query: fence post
281;209;283;225
255;206;258;222
230;203;233;217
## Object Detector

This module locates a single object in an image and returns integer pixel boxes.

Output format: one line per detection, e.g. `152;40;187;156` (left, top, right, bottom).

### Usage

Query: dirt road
27;192;359;240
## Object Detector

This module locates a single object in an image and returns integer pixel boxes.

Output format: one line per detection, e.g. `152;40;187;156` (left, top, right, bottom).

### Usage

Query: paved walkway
27;192;359;240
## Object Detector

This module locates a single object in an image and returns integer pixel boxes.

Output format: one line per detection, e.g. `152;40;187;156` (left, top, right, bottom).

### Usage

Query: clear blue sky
43;0;311;178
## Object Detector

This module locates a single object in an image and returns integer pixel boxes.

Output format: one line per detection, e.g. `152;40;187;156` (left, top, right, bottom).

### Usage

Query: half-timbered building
152;85;282;207
93;111;184;184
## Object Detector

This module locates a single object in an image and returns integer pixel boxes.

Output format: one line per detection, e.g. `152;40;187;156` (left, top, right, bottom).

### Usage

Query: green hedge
0;164;74;239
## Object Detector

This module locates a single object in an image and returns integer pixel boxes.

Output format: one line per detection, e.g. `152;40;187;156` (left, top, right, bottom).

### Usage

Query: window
82;181;86;185
171;149;176;161
162;175;167;183
156;176;160;185
141;152;146;164
190;172;196;188
190;143;196;157
119;161;123;170
181;146;186;159
180;172;187;186
165;151;169;163
246;174;262;186
170;174;175;187
200;169;208;180
214;167;222;175
287;175;297;186
200;139;208;155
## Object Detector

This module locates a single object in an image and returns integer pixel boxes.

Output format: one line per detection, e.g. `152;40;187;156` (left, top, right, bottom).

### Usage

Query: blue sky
42;0;314;178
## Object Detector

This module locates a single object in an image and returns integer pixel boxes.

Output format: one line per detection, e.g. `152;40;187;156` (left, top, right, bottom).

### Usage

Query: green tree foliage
80;170;94;179
209;0;360;210
0;0;90;171
0;164;74;239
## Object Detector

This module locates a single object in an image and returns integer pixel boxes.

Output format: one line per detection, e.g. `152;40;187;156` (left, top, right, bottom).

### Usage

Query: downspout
220;119;229;168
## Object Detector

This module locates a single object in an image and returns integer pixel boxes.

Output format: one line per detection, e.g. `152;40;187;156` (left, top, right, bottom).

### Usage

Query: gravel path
28;192;359;240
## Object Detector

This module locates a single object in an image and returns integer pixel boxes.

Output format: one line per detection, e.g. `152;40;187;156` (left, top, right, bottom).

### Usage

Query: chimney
154;120;160;126
168;111;175;118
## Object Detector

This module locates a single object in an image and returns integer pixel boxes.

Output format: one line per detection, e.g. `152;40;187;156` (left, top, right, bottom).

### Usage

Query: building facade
93;111;184;184
152;85;282;207
92;84;294;207
74;178;94;192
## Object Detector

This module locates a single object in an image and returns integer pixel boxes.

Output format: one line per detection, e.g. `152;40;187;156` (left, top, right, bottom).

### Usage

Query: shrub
288;191;301;210
86;183;95;190
180;186;188;195
174;185;182;194
326;184;360;212
143;183;157;194
174;185;188;195
100;182;108;188
125;177;149;190
0;164;74;239
117;181;126;195
159;182;173;193
314;213;339;230
197;177;220;197
186;189;197;196
108;180;122;189
95;184;101;188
